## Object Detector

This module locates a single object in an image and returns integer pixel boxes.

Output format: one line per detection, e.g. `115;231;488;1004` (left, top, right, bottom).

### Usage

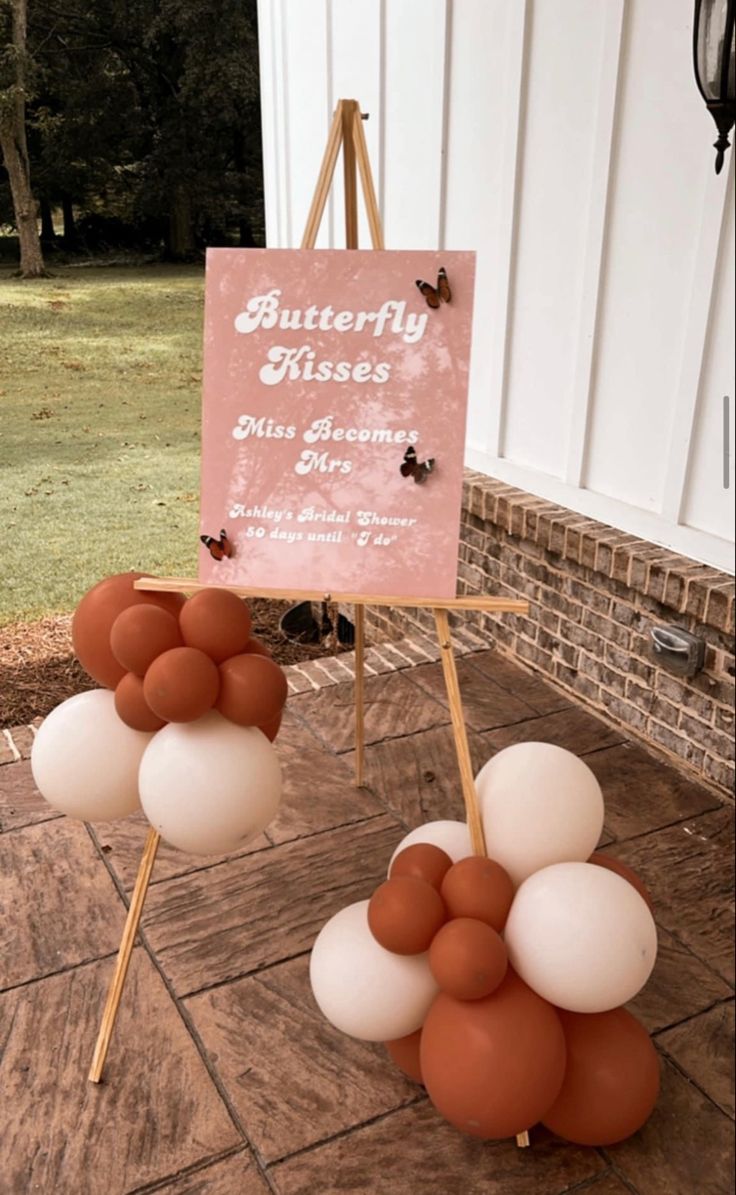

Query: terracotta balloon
245;636;272;658
110;605;184;677
216;654;288;727
143;647;220;722
385;1029;423;1084
420;970;566;1139
429;918;508;1001
390;843;453;891
368;876;446;955
258;710;283;742
543;1008;660;1145
114;672;167;732
440;856;514;931
179;589;252;663
72;572;184;688
589;851;654;912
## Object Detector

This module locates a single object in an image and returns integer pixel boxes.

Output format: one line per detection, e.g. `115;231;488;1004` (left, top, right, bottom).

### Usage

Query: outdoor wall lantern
693;0;736;172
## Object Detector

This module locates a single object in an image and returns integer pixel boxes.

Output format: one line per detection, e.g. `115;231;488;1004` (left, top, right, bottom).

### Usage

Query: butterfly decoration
200;529;234;561
415;266;451;309
401;446;435;485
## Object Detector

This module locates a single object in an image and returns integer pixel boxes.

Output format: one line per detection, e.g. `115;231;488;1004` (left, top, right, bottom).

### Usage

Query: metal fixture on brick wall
693;0;736;173
650;626;707;678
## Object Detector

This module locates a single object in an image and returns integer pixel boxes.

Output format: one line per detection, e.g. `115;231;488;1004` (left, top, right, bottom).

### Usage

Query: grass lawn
0;264;205;625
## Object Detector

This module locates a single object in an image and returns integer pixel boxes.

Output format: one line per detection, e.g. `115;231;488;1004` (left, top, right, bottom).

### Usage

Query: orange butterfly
200;529;234;561
415;266;451;309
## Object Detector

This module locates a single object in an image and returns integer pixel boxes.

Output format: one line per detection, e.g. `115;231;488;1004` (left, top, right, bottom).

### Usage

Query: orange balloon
245;636;273;658
115;672;167;732
420;970;566;1139
143;647;220;722
390;843;453;890
110;605;183;677
258;710;283;742
429;918;508;1001
386;1029;423;1084
589;851;654;912
368;876;446;955
72;572;185;688
216;654;288;727
543;1007;660;1145
179;589;252;663
440;856;514;931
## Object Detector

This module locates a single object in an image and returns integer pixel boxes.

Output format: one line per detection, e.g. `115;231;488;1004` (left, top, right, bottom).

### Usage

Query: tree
4;0;264;262
0;0;45;276
27;10;146;248
114;0;263;258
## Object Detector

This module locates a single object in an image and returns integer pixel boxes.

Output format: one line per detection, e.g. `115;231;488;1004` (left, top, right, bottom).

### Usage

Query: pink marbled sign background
199;248;475;599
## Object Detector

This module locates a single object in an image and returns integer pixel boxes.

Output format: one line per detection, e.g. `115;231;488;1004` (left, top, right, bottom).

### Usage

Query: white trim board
465;447;735;574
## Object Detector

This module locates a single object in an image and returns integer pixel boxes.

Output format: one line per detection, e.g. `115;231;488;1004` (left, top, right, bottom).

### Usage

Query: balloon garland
30;574;661;1144
31;573;287;854
310;746;661;1147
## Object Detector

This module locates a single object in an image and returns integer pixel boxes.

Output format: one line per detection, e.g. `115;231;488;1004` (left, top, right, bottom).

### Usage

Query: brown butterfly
401;446;435;484
200;528;234;560
415;266;451;309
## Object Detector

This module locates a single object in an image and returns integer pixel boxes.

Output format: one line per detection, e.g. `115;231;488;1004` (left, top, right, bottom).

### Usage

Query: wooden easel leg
354;604;366;787
341;99;359;248
433;608;486;856
300;102;344;250
433;608;531;1148
352;107;385;250
88;827;161;1083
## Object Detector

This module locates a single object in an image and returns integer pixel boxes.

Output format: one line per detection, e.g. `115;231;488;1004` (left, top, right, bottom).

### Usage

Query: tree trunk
40;196;56;243
0;0;46;278
233;130;259;248
62;194;77;247
239;216;256;247
0;125;46;277
166;187;195;260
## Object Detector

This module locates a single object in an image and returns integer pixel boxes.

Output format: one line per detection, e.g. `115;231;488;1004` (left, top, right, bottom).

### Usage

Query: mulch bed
0;599;349;728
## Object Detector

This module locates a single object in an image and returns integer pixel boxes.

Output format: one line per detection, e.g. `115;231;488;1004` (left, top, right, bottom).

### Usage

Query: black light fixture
693;0;736;173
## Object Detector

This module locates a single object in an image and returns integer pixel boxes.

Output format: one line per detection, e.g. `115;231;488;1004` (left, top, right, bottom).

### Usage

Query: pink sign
199;249;476;599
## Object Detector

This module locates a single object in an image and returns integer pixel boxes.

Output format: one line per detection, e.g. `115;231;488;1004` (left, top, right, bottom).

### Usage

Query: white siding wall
257;0;735;570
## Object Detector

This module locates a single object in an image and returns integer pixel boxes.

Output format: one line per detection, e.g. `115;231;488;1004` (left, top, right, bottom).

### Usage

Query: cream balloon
388;820;473;874
476;742;604;885
31;689;151;822
138;711;281;855
504;862;657;1013
310;900;438;1040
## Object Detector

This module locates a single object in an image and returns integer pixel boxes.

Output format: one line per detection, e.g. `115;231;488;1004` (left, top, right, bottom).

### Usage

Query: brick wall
367;472;735;796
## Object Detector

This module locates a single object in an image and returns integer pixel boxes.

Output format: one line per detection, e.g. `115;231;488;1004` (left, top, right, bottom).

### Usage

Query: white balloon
139;710;281;855
476;742;604;885
31;689;151;822
504;862;657;1013
310;900;438;1041
388;820;473;874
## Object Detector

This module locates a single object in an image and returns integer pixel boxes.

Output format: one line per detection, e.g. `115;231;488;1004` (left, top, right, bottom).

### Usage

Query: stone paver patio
1;646;733;1194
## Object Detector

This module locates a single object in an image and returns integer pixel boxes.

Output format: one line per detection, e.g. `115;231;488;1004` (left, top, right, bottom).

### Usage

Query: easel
88;98;531;1148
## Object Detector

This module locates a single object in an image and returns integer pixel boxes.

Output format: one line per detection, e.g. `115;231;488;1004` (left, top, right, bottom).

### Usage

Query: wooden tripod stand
88;99;531;1147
